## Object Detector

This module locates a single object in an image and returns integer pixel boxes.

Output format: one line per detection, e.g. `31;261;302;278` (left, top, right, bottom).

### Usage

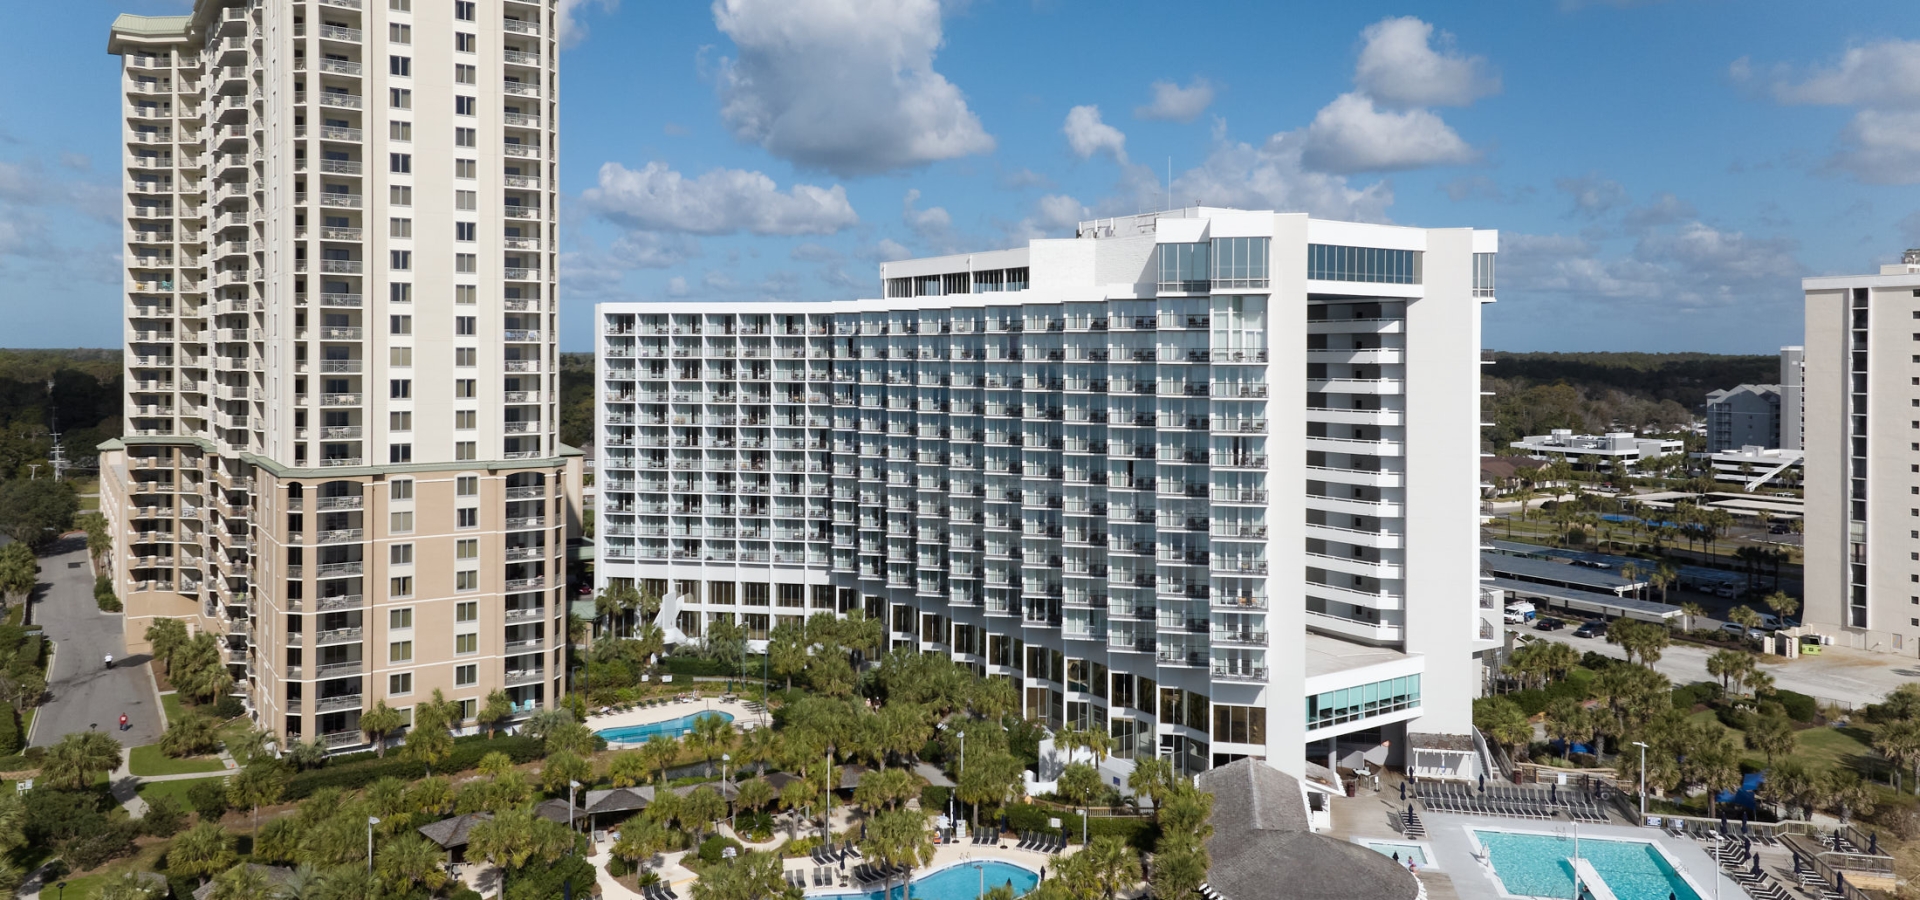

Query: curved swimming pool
595;711;734;744
813;860;1038;900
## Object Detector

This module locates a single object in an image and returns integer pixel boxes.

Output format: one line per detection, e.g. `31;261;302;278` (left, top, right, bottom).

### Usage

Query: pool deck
586;696;768;744
1325;782;1754;900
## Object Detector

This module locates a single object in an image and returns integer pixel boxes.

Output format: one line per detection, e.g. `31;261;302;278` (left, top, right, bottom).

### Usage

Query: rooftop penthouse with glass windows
595;208;1502;779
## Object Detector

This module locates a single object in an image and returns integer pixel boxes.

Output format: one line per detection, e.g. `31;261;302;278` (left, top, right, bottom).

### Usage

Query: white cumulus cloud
581;161;858;236
712;0;995;176
556;0;617;48
1063;105;1128;162
1355;16;1500;109
1744;40;1920;184
1299;93;1476;174
1169;131;1395;223
1135;78;1216;122
902;189;953;242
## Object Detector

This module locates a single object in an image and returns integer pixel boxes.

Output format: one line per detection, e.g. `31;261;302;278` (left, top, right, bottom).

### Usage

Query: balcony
1305;611;1404;643
318;24;363;43
506;516;546;530
315;561;364;579
505;669;545;686
319;393;362;407
315;626;363;646
316;694;364;713
316;593;364;611
314;660;363;678
503;49;543;68
316;528;364;545
1210;664;1267;682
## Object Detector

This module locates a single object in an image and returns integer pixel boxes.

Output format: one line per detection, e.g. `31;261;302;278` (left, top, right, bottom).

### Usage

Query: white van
1504;601;1537;624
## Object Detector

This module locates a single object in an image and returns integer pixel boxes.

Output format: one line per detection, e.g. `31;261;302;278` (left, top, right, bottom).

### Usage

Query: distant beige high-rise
1803;251;1920;654
101;0;580;751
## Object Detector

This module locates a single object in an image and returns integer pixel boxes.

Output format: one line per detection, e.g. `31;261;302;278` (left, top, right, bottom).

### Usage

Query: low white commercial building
1510;430;1684;470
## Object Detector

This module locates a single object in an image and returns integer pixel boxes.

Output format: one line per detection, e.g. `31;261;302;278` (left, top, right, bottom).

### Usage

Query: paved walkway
27;536;163;748
1527;628;1908;708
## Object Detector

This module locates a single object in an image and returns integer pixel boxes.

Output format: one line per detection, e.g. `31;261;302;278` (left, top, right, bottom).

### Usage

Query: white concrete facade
1804;253;1920;653
594;209;1500;777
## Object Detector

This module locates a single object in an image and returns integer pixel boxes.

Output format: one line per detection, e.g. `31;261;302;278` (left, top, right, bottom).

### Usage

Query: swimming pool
595;711;734;744
1361;840;1432;868
812;860;1038;900
1474;830;1702;900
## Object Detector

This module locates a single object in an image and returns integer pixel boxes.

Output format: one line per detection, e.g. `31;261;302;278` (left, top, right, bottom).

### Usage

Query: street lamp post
723;753;733;829
1632;741;1649;823
957;731;965;835
367;816;381;872
569;779;582;837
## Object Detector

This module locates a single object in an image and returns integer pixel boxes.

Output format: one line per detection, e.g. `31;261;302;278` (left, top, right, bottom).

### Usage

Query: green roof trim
111;13;193;37
557;442;585;458
97;438;127;452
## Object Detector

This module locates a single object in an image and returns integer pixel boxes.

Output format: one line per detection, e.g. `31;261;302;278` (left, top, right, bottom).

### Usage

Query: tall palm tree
691;712;738;771
375;833;450;895
1874;719;1920;793
42;730;123;790
207;863;276;900
226;759;289;835
0;544;37;613
1084;835;1142;900
358;702;405;758
861;807;934;900
168;821;237;886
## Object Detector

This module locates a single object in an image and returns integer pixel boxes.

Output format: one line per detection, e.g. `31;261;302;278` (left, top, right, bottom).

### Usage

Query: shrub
449;887;483;900
0;703;19;756
212;694;245;719
1715;705;1755;732
1670;682;1720;711
1579;652;1617;671
284;733;545;800
94;574;121;612
697;833;744;864
24;788;110;847
142;794;186;837
920;785;951;814
660;656;739;677
504;855;596;900
187;779;230;819
1776;690;1818;723
607;855;634;878
61;822;138;870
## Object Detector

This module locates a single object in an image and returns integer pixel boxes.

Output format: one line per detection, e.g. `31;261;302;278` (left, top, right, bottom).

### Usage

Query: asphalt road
27;535;163;749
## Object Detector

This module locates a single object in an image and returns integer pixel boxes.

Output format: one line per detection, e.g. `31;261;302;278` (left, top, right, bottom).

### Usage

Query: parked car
1714;584;1739;599
1534;617;1566;632
1769;523;1792;534
1573;621;1608;639
1721;621;1766;641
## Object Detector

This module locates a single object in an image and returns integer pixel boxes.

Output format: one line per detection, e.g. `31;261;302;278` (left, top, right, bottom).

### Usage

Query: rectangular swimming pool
1473;830;1702;900
813;860;1037;900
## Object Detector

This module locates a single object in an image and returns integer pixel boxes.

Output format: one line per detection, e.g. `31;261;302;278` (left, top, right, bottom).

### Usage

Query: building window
457;539;478;560
455;96;476;116
455;64;477;85
457;507;478;528
390;315;412;335
456;160;477;179
390;641;413;663
390;411;412;432
1156;243;1210;292
389;575;414;598
390;185;412;206
390;346;412;367
390;282;412;304
455;0;474;20
390;478;413;500
390;153;412;174
389;379;411;399
1306;674;1421;730
389;121;412;142
389;544;413;566
388;444;411;463
1209;237;1270;289
390;217;412;238
457;698;477;721
456;190;476;210
391;250;412;270
455;285;477;305
456;222;476;242
389;672;413;695
390;511;414;534
389;55;411;77
457;601;478;622
456;316;476;336
456;254;476;273
390;607;413;629
457;476;479;496
456;570;479;592
456;633;478;655
389;88;411;109
1306;244;1423;284
455;348;477;367
389;23;411;43
455;127;475;147
456;410;477;429
1212;704;1267;744
455;380;476;398
1473;252;1496;297
455;664;477;687
456;34;476;53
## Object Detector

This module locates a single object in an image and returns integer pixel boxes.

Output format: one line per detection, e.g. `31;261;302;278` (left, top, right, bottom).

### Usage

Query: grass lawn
1687;709;1880;776
160;691;185;726
138;777;207;811
130;742;225;776
51;841;168;898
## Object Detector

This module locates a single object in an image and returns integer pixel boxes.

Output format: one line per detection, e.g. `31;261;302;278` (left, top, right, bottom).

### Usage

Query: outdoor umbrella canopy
1399;782;1405;801
1870;833;1879;855
1478;773;1485;793
1549;784;1557;803
1751;857;1761;876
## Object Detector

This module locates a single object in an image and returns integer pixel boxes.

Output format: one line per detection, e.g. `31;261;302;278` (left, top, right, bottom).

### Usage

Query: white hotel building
595;209;1501;777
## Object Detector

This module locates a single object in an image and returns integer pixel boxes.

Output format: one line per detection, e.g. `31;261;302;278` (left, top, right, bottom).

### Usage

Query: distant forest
1482;351;1778;452
0;349;124;478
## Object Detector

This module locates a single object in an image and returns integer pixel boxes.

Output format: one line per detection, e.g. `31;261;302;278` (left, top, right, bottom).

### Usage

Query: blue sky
8;0;1920;353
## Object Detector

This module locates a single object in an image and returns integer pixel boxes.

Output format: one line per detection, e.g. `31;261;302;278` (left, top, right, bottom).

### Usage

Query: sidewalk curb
22;642;52;746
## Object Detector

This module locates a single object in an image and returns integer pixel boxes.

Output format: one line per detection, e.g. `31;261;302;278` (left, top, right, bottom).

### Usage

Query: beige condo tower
101;0;579;751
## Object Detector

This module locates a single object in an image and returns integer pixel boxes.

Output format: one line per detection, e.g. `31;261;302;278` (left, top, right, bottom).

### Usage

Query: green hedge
1776;689;1819;723
284;734;544;799
1002;803;1154;848
660;655;768;678
0;703;19;756
920;785;951;814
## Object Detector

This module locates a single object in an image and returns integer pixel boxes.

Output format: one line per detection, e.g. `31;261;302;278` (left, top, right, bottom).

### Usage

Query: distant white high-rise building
594;209;1501;776
101;0;581;751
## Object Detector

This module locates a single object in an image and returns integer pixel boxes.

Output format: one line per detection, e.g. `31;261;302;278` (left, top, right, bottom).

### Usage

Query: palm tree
375;833;450;895
1545;698;1590;762
467;806;573;893
853;766;919;812
1764;590;1801;623
91;870;165;900
206;863;276;900
861;807;934;900
1875;719;1920;793
1679;602;1706;634
691;712;737;770
642;733;682;784
42;730;123;790
159;711;222;757
226;758;289;835
1084;835;1142;900
0;544;36;613
683;785;728;845
168;821;237;886
408;775;455;818
736;777;776;819
1057;762;1103;845
1126;756;1174;815
612;817;671;874
402;691;455;774
358;701;405;758
478;689;515;738
1747;714;1797;766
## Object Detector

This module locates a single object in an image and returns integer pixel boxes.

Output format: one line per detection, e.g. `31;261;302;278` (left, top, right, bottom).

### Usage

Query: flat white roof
1304;632;1415;680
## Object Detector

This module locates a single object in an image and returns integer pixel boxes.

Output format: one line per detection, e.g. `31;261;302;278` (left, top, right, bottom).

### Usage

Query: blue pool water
815;861;1038;900
1362;841;1430;867
1475;830;1701;900
595;711;734;744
